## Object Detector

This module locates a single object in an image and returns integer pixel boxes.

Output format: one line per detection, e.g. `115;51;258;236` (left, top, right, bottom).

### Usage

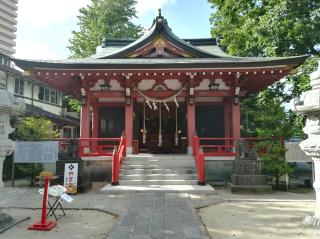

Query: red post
28;177;57;231
198;148;206;185
92;104;99;138
80;102;90;138
111;147;119;186
231;102;241;139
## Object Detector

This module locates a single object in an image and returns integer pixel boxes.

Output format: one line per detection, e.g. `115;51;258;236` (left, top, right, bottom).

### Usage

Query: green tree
209;0;320;57
208;0;320;187
209;0;320;136
68;0;143;58
14;117;59;141
12;117;59;186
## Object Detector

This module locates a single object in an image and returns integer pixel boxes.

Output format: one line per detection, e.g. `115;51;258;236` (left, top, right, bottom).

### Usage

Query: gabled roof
12;11;308;70
92;13;226;59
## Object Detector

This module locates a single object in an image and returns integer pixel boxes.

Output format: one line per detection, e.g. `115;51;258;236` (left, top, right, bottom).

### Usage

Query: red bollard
28;176;57;231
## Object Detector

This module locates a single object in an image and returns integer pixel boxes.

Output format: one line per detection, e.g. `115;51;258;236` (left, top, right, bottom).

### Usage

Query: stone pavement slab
101;184;216;194
107;192;209;239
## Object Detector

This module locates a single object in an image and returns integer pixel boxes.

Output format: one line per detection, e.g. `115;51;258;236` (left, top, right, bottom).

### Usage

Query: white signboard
64;163;78;194
14;141;59;163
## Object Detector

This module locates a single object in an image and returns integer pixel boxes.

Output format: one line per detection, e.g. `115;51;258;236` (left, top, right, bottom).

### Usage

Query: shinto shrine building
13;13;306;158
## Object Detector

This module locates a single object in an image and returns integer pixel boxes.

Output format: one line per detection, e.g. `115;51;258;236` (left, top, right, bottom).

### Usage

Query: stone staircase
120;154;198;186
101;154;216;194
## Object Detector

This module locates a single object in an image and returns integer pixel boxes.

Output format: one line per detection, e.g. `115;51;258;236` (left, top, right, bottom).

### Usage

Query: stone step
122;161;195;167
121;164;195;169
120;173;197;180
124;158;195;162
119;179;198;185
125;155;194;161
100;184;216;194
121;168;197;174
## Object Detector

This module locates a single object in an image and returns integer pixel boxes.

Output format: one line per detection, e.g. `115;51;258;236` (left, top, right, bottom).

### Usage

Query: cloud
15;41;62;60
17;0;90;28
136;0;176;15
15;0;176;59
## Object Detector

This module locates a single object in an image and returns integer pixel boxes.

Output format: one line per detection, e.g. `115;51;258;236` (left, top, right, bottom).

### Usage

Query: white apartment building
0;0;18;55
0;52;79;138
0;1;79;137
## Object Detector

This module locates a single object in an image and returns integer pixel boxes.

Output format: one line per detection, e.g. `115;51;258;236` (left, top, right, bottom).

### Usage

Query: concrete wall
84;161;112;182
205;157;234;185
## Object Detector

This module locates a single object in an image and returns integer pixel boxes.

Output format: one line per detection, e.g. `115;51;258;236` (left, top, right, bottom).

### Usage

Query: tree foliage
209;0;320;57
209;0;320;137
68;0;143;58
13;117;59;141
208;0;320;187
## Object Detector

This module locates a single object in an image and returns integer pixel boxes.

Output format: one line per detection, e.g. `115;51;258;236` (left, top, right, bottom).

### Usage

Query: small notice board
64;163;78;194
14;141;59;163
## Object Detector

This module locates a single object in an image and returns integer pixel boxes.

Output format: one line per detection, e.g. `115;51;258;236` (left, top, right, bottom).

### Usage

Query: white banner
14;141;59;163
64;163;78;194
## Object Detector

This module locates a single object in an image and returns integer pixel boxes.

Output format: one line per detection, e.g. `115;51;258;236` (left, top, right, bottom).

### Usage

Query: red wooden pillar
224;98;231;138
92;104;99;138
187;103;195;155
80;100;90;138
231;100;241;139
125;100;133;154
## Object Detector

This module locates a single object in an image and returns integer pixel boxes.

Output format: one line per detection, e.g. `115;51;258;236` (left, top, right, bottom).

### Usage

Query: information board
14;141;59;163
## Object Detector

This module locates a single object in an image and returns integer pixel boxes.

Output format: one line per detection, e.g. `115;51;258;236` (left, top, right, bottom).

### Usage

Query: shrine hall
13;13;307;158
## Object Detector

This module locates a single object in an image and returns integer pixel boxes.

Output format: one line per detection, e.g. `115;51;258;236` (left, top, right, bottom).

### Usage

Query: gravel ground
1;208;115;239
199;201;320;239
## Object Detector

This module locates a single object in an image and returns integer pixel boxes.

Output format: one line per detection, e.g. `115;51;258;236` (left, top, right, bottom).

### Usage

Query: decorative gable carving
127;36;193;58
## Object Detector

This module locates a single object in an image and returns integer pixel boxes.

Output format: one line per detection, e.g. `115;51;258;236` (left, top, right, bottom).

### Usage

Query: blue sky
15;0;213;60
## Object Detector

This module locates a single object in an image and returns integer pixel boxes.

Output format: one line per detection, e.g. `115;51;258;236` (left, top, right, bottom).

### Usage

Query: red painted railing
193;136;285;184
193;135;205;185
78;138;120;157
111;135;126;185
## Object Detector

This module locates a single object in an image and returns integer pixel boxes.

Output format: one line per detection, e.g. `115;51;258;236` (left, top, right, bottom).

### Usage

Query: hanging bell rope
175;105;179;146
143;100;147;144
158;102;162;147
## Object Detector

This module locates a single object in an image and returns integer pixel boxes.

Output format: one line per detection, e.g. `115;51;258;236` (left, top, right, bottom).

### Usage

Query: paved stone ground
107;193;209;239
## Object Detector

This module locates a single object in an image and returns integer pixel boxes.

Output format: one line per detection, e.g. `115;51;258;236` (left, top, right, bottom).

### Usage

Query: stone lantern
0;89;25;232
294;61;320;227
0;89;25;187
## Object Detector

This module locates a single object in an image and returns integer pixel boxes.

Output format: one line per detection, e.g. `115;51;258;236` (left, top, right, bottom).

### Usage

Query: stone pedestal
228;160;272;193
0;156;4;188
294;60;320;227
228;141;272;193
0;89;26;232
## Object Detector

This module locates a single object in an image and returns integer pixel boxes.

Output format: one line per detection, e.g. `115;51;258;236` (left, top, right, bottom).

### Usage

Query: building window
100;118;106;133
0;55;9;66
0;71;6;89
14;78;24;95
38;86;62;105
